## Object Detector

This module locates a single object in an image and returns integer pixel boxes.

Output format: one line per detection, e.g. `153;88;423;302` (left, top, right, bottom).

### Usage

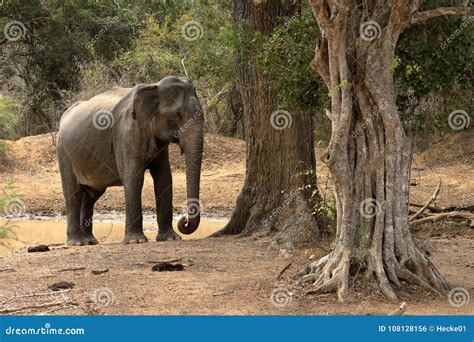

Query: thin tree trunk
214;0;322;247
301;0;468;301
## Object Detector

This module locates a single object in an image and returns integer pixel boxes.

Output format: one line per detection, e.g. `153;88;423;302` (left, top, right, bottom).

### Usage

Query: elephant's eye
176;111;183;120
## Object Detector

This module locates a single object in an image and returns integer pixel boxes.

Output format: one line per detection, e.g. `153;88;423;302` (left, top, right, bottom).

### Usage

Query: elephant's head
128;76;204;235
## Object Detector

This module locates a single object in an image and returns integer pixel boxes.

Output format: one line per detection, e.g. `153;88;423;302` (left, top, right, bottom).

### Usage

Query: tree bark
301;0;468;301
213;0;322;247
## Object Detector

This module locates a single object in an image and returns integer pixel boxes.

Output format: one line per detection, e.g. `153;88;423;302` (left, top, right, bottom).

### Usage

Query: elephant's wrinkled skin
57;76;204;246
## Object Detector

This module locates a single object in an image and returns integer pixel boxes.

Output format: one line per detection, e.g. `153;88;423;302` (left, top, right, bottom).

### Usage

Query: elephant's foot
123;232;148;244
67;234;99;246
156;229;181;241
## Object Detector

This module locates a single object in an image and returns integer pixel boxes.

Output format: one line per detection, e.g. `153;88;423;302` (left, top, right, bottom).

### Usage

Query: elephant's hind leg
79;187;106;245
58;147;100;246
58;149;86;246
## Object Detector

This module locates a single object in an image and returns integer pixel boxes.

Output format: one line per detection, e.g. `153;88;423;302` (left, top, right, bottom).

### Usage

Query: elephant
57;76;204;246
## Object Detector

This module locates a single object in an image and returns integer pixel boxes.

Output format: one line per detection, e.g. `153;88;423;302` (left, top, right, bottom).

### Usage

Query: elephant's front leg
150;152;181;241
123;168;148;244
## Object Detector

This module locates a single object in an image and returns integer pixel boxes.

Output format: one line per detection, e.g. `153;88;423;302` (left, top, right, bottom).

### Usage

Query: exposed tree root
301;243;449;302
301;248;351;301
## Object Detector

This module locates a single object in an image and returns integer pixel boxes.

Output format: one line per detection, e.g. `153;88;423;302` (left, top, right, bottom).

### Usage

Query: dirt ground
0;130;473;315
0;235;472;315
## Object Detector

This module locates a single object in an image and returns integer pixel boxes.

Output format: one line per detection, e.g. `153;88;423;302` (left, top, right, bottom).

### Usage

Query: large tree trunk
214;0;322;247
302;0;469;301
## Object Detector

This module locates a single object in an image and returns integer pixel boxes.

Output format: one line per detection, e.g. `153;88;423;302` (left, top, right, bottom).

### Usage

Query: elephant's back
60;86;131;124
88;86;132;107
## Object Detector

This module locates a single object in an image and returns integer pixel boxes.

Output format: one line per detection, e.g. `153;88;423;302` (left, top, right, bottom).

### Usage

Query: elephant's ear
130;84;159;120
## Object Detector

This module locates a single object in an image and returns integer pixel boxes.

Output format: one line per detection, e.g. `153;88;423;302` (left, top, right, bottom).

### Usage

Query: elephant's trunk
177;121;203;235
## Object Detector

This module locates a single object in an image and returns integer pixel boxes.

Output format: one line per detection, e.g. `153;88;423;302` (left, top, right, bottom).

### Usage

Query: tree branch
311;37;330;88
410;6;471;26
410;211;474;227
409;179;441;221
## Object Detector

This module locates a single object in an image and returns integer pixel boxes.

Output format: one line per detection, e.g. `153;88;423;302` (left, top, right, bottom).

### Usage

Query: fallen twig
0;300;79;314
9;289;71;300
0;269;15;273
58;267;86;272
409;180;441;221
91;268;109;275
409;203;474;213
212;290;234;297
388;302;407;315
411;211;474;227
277;262;292;281
147;258;183;264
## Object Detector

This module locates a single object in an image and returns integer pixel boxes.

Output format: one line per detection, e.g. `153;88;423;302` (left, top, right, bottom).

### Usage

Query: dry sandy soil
0;130;473;315
0;236;472;315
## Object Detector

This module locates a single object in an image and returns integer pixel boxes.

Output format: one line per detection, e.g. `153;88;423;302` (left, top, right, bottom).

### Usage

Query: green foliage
112;2;235;133
1;0;236;136
254;9;328;115
0;0;472;143
396;15;473;139
115;16;182;83
0;0;142;133
0;96;20;142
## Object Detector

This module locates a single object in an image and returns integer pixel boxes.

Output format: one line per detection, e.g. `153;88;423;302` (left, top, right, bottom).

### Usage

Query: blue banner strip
0;315;472;342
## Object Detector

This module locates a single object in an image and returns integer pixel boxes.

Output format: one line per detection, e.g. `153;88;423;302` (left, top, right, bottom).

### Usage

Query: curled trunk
177;125;203;235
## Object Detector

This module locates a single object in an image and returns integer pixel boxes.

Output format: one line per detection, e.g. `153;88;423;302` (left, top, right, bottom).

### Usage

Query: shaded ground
0;130;473;315
0;235;472;315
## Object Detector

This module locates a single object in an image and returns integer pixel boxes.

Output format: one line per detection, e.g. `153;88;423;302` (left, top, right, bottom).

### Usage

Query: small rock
152;262;184;272
48;281;75;291
91;268;109;275
27;245;50;253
